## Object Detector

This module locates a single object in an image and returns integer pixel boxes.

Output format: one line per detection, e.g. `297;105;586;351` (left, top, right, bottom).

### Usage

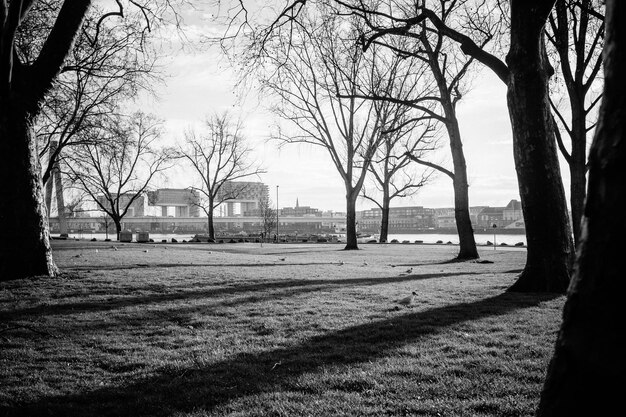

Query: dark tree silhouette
0;1;178;280
546;0;605;245
355;0;574;292
223;0;574;291
538;0;625;413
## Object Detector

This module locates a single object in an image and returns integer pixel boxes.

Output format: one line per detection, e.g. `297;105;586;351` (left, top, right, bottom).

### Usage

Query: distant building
217;181;269;216
476;206;506;228
280;198;321;217
146;188;200;217
503;199;523;221
358;206;436;232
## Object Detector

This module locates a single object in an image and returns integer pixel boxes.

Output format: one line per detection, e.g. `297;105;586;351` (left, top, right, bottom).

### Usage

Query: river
57;230;526;246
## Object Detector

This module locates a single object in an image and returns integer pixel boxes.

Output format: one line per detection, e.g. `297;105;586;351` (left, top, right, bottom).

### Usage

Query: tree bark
506;0;574;293
0;100;58;280
537;1;625;412
208;200;215;240
113;218;122;241
569;105;587;246
344;190;359;250
54;164;68;235
447;119;478;260
379;186;390;243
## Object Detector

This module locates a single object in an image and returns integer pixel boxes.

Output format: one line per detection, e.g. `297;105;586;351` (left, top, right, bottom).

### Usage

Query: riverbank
1;242;560;416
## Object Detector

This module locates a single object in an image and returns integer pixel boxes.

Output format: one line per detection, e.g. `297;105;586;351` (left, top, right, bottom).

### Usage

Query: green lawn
0;241;563;416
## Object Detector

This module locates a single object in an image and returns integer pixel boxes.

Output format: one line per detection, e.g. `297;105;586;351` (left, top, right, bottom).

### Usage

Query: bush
171;238;178;243
414;240;423;244
390;239;399;243
436;240;443;244
514;242;524;246
317;238;328;243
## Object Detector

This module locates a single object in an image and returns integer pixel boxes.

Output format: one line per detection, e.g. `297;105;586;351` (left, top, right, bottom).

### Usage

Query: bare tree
253;8;391;250
359;51;437;243
321;0;575;292
178;112;265;240
0;0;181;279
538;0;624;413
546;0;605;245
35;4;161;186
64;112;174;239
355;0;503;259
258;195;276;240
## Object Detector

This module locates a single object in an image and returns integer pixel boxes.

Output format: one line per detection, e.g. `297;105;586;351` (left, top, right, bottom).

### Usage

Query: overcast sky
139;5;571;214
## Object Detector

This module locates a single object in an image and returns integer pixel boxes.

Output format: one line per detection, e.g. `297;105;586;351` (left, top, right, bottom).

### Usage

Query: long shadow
1;272;477;320
2;292;561;416
65;262;336;271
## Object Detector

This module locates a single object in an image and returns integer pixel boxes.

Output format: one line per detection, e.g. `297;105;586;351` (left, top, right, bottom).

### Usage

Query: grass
0;241;564;416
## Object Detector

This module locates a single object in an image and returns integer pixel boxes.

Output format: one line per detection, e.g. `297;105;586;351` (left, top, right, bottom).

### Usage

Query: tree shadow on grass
2;291;561;416
66;262;340;271
2;272;478;320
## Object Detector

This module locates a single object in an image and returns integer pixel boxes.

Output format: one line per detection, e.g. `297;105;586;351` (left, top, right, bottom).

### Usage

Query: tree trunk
344;191;359;250
537;1;625;412
506;0;573;293
444;113;478;259
569;107;587;246
208;200;215;240
452;166;478;260
114;218;122;241
0;100;58;280
379;187;390;243
54;165;68;235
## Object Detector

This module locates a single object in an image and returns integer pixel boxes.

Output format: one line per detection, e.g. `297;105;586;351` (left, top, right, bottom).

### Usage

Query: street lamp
276;185;279;242
492;223;497;250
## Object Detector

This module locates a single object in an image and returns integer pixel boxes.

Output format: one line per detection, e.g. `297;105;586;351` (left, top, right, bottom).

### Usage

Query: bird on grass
397;292;417;306
405;267;413;274
278;257;286;261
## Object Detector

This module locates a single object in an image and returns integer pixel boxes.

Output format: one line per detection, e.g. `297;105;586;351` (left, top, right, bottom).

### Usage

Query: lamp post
276;185;279;243
492;223;497;250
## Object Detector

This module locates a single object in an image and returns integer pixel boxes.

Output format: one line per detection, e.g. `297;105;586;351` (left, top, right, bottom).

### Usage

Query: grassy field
0;241;564;416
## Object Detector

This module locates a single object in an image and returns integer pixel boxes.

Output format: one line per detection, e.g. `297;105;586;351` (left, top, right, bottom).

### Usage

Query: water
58;231;526;246
387;233;526;246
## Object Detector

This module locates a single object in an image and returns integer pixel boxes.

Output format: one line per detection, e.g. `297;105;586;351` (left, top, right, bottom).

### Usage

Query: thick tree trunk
208;201;215;240
569;109;587;246
0;101;58;280
114;218;122;241
452;171;478;260
379;187;390;243
537;2;625;412
344;191;359;250
506;1;573;293
446;116;478;259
